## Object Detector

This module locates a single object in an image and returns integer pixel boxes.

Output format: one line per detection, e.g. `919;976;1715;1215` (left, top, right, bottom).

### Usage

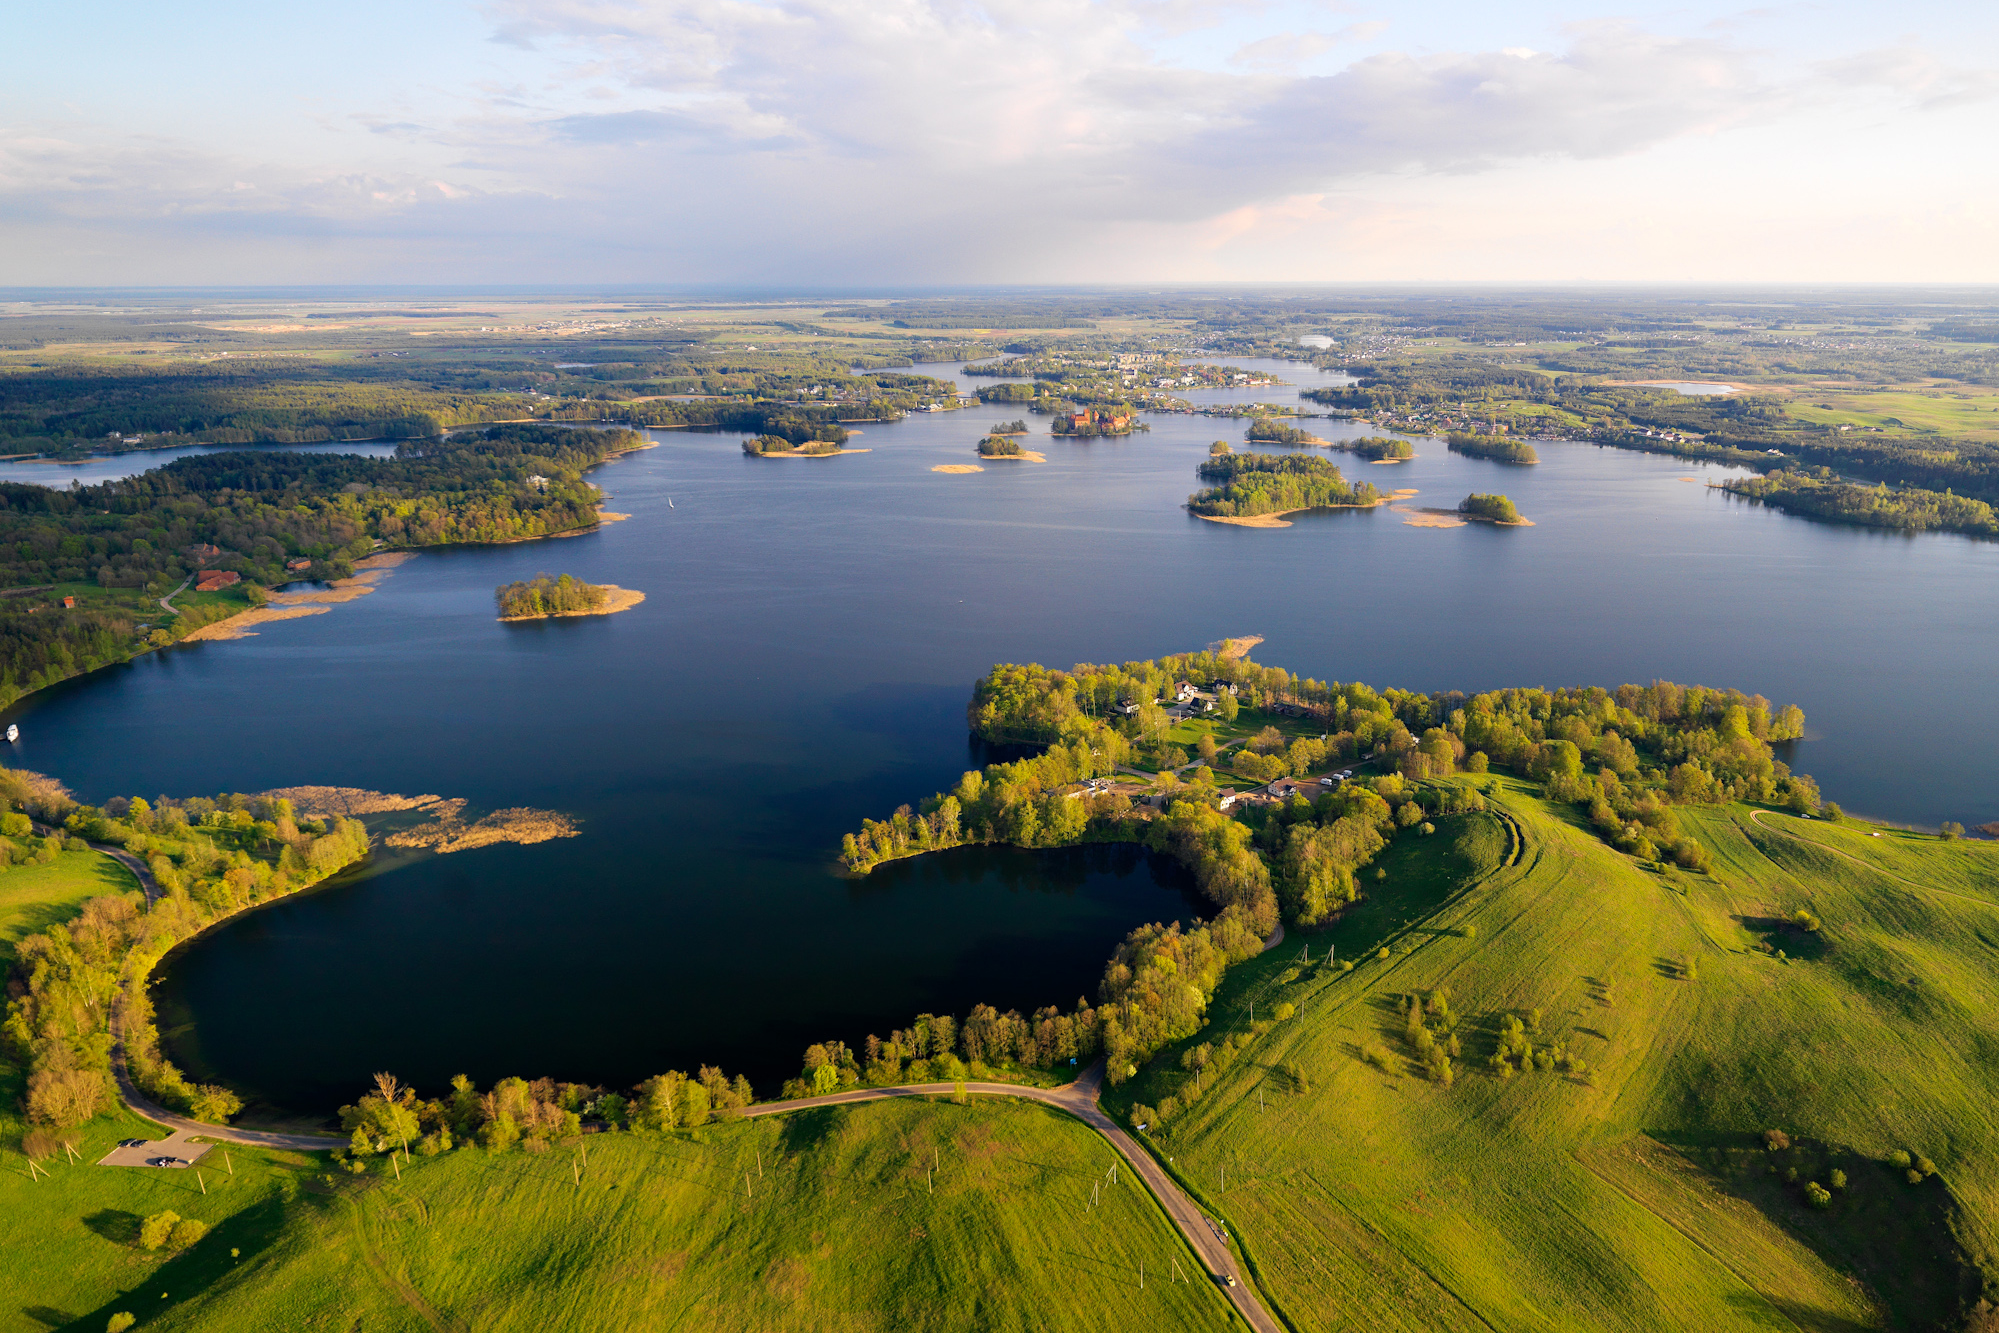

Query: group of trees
4;779;372;1129
989;420;1029;434
1333;436;1414;461
743;433;842;455
336;1064;755;1163
1245;418;1313;445
1187;452;1381;519
495;573;607;619
977;435;1024;457
1459;493;1524;523
782;999;1107;1098
1447;434;1539;464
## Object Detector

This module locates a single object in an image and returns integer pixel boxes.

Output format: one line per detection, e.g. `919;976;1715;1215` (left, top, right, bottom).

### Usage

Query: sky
4;0;1996;285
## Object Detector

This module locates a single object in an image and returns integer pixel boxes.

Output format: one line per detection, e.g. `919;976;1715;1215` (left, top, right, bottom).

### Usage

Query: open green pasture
1114;784;1999;1331
75;1098;1233;1333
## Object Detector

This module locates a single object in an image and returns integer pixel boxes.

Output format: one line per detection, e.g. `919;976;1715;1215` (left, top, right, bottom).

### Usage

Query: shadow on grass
1646;1131;1986;1331
82;1209;142;1246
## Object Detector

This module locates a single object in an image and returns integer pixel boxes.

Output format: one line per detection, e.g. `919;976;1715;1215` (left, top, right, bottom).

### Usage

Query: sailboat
668;497;675;509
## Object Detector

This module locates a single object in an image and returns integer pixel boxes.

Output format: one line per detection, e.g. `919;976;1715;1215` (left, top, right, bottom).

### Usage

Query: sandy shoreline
183;552;412;640
933;464;984;474
498;585;645;621
981;449;1047;462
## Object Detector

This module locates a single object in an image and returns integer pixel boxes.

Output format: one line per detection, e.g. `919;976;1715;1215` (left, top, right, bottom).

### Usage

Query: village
1064;676;1364;814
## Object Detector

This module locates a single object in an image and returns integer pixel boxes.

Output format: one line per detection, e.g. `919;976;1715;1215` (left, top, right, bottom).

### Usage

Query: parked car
146;1156;189;1169
117;1138;149;1148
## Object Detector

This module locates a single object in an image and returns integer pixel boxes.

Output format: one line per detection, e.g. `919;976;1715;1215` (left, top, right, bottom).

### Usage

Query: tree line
1459;494;1522;523
1721;471;1998;538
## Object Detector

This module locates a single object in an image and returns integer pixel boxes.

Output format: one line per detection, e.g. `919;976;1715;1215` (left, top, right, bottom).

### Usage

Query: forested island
1332;436;1415;461
495;573;644;620
1458;493;1528;524
743;434;848;456
977;435;1023;457
1187;452;1381;524
0;424;640;709
1447;433;1539;464
1245;417;1316;445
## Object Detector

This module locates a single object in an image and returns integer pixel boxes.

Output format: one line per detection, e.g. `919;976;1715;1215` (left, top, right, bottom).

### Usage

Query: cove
7;355;1996;1120
150;840;1201;1116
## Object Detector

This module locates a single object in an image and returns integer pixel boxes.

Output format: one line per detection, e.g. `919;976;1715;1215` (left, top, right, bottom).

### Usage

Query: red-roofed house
195;570;240;593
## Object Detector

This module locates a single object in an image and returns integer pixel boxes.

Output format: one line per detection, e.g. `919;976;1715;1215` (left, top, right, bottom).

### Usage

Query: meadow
1110;782;1999;1331
9;784;1999;1329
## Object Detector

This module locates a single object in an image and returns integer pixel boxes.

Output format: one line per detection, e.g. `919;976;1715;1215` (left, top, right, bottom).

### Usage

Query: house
61;596;75;609
1217;792;1239;810
186;543;222;565
1173;681;1197;702
285;558;312;573
1119;701;1141;716
195;570;241;593
526;474;550;491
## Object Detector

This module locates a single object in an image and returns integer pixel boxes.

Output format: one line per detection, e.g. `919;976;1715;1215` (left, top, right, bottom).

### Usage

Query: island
1331;435;1415;462
741;430;863;457
1458;492;1533;525
1051;406;1138;437
977;434;1022;457
496;573;645;620
1187;452;1381;527
1447;432;1539;464
1245;416;1320;445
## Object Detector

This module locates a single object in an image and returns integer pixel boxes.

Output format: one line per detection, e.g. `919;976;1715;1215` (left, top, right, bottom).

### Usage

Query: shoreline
1192;495;1394;529
498;585;645;621
182;552;413;641
980;449;1047;462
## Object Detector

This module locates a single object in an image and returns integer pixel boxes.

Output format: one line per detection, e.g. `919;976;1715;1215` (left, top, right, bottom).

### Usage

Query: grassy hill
13;1098;1233;1333
1108;780;1999;1331
9;789;1999;1330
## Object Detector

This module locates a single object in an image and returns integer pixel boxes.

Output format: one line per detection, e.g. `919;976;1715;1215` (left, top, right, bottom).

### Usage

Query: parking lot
96;1128;216;1169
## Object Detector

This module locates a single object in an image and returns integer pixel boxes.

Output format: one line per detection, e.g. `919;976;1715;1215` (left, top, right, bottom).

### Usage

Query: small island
1458;493;1533;525
1051;407;1138;437
978;434;1045;461
496;573;646;620
743;431;863;457
1244;416;1321;446
1189;452;1381;527
989;419;1029;435
1332;436;1415;462
1447;433;1540;464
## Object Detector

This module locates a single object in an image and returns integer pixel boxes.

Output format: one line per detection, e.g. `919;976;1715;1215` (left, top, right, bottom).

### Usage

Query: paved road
34;819;161;906
63;835;347;1151
157;573;193;618
741;1061;1283;1333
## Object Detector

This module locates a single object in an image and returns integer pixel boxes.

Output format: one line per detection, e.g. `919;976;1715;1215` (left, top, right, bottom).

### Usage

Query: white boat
4;724;17;743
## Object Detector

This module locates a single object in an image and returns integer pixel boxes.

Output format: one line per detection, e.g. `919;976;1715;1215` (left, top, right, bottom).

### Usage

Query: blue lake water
10;356;1997;1116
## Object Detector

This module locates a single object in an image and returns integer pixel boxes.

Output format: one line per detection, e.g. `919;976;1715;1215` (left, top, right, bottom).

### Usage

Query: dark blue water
13;356;1998;1114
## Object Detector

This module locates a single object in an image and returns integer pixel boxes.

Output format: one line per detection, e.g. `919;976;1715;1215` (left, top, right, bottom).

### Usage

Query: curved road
60;826;346;1149
742;1061;1283;1332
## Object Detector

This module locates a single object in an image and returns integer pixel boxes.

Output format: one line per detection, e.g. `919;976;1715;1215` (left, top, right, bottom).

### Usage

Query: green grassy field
13;1099;1236;1333
12;789;1999;1330
1110;783;1999;1331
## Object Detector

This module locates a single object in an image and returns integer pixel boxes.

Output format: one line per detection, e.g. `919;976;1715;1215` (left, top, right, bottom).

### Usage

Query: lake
12;356;1998;1117
0;439;403;487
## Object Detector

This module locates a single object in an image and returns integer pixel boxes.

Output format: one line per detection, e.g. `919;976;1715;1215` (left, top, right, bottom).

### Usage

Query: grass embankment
1110;783;1999;1331
62;1099;1233;1332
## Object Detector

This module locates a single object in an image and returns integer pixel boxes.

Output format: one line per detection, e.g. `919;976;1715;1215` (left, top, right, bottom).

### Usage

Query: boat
668;497;675;508
5;724;17;743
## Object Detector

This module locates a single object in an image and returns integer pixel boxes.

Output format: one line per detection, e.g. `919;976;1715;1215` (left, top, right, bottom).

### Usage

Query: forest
1245;418;1313;445
977;435;1023;457
838;651;1821;1094
1186;452;1379;518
